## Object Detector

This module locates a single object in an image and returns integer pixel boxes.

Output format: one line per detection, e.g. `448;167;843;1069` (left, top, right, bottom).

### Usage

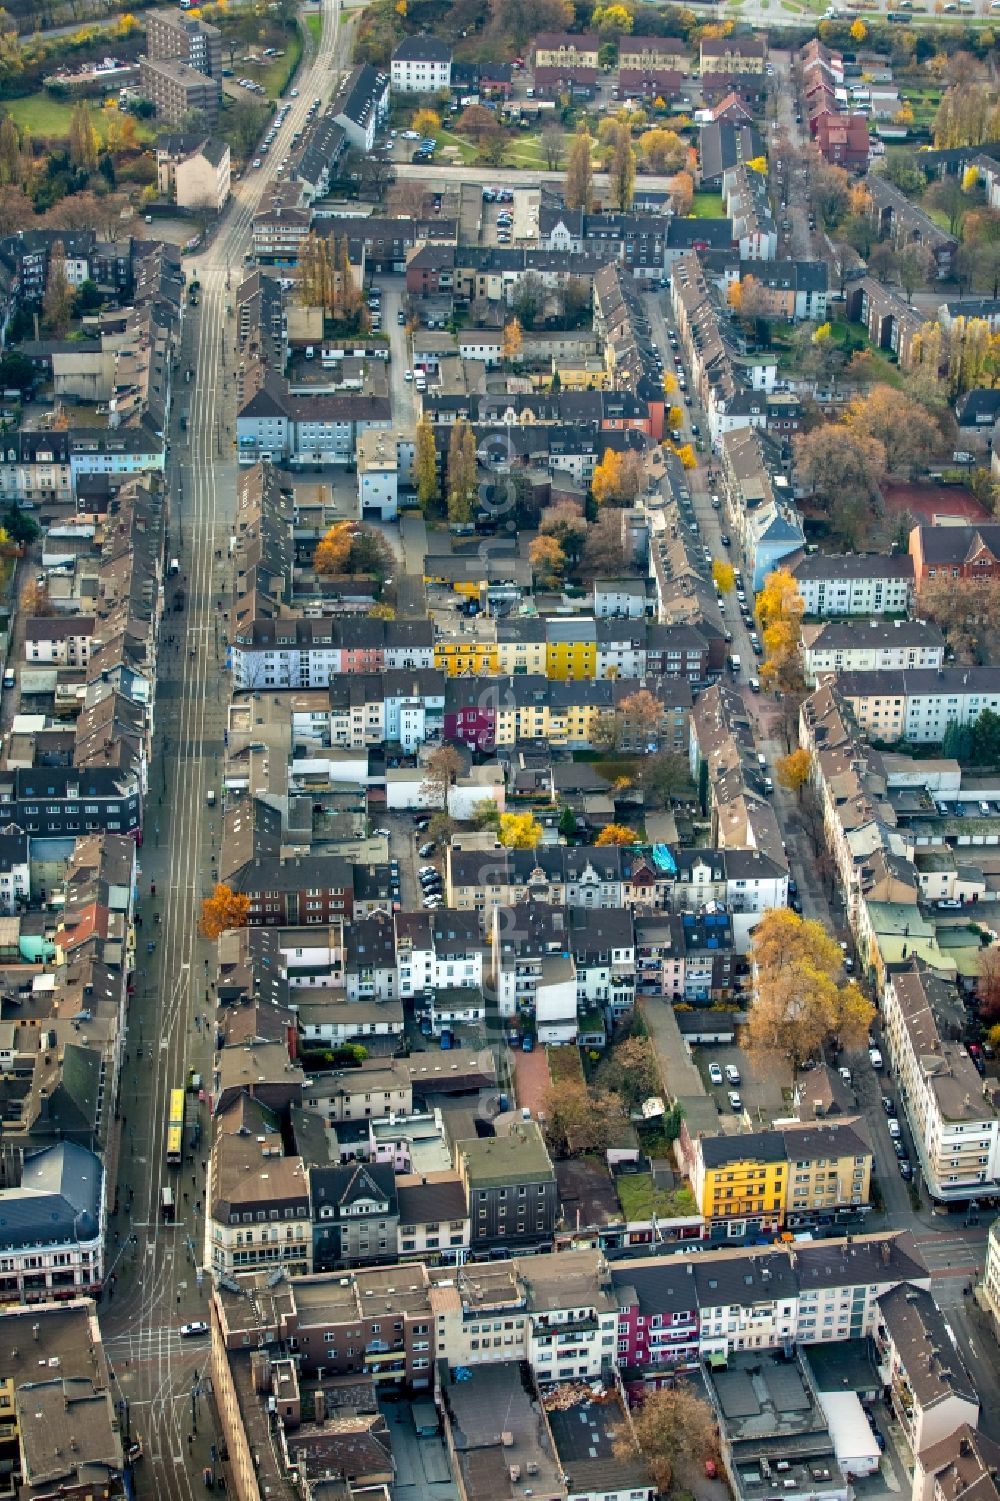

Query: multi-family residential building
0;1143;104;1303
394;911;483;1001
875;1284;980;1454
700;35;767;73
140;56;220;126
457;1120;558;1255
208;1135;312;1279
882;959;1000;1203
836;667;1000;745
801;619;946;687
909;523;1000;587
156;133;231;212
330;64;389;152
533;32;600;68
396;1173;469;1263
687;1121;872;1240
311;1163;399;1270
390;34;452;92
790;552;915;617
145;7;222;76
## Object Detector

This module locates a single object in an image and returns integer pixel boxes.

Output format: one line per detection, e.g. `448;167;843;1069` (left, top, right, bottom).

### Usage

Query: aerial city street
0;0;998;1494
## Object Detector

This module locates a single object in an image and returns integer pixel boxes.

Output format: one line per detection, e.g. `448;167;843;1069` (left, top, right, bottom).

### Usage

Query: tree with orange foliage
595;823;641;846
776;748;812;798
314;522;354;576
200;884;250;940
672;170;694;217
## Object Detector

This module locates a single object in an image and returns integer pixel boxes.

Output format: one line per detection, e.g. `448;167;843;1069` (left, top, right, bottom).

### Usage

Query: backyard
689;192;725;218
4;93;155;142
615;1171;697;1222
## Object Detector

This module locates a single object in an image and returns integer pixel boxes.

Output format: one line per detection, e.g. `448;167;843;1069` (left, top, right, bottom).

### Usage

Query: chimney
314;1389;325;1425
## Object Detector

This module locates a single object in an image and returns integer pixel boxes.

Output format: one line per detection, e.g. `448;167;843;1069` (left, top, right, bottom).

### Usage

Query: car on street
881;1095;896;1115
422;896;442;908
838;1066;852;1084
404;370;414;381
869;1046;884;1070
893;1138;908;1160
720;534;731;547
888;1118;901;1139
898;1159;913;1180
418;841;436;857
418;864;437;875
709;1062;723;1085
180;1322;209;1338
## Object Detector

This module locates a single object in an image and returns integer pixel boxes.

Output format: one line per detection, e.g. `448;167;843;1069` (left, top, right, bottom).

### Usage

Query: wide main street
98;3;350;1495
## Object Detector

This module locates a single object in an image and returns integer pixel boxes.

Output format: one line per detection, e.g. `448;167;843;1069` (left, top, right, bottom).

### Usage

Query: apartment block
145;7;222;76
140;56;220;126
882;959;1000;1203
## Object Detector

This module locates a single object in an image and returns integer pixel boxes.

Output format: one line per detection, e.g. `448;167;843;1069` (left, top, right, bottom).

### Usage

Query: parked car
882;1094;896;1116
709;1062;723;1085
888;1118;901;1139
418;841;436;857
725;1064;741;1085
727;1091;743;1112
869;1046;884;1070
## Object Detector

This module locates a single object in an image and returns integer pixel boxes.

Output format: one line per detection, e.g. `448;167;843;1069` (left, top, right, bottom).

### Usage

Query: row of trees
297;233;365;326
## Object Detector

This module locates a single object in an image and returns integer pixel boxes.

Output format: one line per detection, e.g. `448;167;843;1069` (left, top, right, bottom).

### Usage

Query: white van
206;789;216;806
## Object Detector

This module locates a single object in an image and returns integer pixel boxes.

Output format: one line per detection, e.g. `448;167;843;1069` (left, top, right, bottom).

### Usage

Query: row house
209;1134;312;1280
230;620;432;691
237;371;391;466
790;552;915;617
213;1229;930;1393
866;177;959;279
492;900;636;1040
394;910;484;1001
670;254;776;448
801;618;945;687
836;666;1000;745
720;426;804;591
722;164;777;261
739;260;829;323
846;278;929;369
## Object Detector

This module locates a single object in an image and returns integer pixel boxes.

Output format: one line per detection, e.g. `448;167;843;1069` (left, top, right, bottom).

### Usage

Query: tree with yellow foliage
662;370;678;395
850;17;867;40
115;11;136;34
639;127;685;173
674;443;696;470
591;448;646;505
666;405;683;430
756;568;805;693
200;884;250;940
412;108;441;138
775;748;812;798
499;812;543;849
712;560;735;595
595;823;641;845
745;155;767;175
748;908;875;1077
592;1;633;29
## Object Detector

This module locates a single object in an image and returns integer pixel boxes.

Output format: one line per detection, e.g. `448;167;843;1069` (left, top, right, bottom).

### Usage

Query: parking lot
696;1041;792;1128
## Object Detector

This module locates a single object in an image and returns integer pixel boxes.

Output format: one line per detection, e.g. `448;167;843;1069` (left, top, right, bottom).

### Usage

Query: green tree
972;707;1000;765
0;115;21;187
558;805;577;838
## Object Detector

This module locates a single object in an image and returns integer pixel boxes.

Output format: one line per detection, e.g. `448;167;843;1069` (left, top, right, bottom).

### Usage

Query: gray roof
396;1176;468;1228
393;33;452;62
878;1282;978;1409
701;1129;785;1168
792;552;914;583
0;1142;102;1249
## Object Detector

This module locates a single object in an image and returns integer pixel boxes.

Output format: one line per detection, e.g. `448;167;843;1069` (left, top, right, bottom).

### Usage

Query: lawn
303;10;322;44
239;24;303;100
689;192;725;218
4;93;155;142
506;130;559;169
615;1172;697;1222
435;128;478;164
